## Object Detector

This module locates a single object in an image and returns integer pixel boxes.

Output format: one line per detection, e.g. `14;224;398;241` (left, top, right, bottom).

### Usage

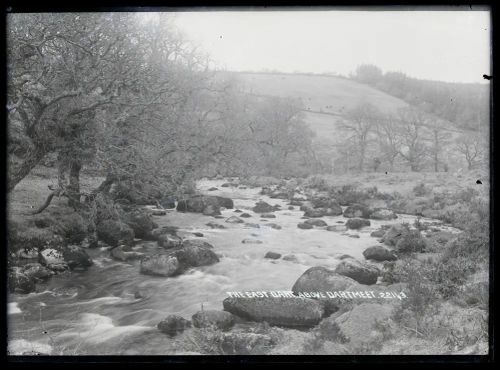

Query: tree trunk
67;160;82;208
8;145;47;192
358;146;365;172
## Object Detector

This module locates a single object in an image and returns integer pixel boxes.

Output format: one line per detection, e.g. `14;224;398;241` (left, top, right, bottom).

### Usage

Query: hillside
230;71;479;172
231;72;410;148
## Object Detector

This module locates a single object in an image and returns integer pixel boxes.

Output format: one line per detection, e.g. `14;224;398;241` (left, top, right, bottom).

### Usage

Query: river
7;179;459;355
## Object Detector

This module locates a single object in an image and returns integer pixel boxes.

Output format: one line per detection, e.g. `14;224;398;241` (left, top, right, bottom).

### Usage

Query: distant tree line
335;102;486;173
353;64;489;131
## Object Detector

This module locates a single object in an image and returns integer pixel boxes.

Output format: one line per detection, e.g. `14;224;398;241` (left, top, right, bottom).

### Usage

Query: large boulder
297;222;313;230
140;254;181;277
345;218;371;230
311;197;341;210
215;196;234;209
157;233;183;249
202;204;221;216
370;208;398;220
8;267;36;294
370;229;386;238
334;259;380;285
264;251;281;259
304;219;327;227
381;224;410;247
343;204;372;219
62;245;93;269
38;248;65;266
305;206;342;218
157;315;192;336
223;296;324;328
181;239;214;249
226;216;244;224
362;246;397;262
110;245;144;261
191;310;235;331
96;220;135;247
292;266;357;293
173;243;219;268
20;263;54;282
252;201;275;214
124;210;156;239
319;303;394;348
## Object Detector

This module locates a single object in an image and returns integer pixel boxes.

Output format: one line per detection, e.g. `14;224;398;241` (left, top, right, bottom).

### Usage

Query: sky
170;9;491;84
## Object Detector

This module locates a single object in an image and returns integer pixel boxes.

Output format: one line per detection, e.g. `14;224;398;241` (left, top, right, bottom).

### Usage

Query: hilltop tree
354;64;383;85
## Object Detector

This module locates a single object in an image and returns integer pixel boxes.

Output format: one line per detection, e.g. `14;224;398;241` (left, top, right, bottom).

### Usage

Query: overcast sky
172;9;491;83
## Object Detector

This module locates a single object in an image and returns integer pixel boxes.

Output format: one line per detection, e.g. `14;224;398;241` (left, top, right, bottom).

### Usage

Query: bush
304;176;329;191
395;229;427;253
53;213;88;244
413;183;430;197
392;260;441;335
332;185;369;206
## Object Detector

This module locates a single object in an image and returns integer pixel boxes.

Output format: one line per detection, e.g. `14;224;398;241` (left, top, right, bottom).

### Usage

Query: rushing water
7;179;460;355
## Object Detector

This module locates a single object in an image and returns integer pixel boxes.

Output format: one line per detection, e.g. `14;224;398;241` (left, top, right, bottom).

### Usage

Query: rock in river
297;222;313;230
370;208;397;220
223;296;324;328
252;201;275;214
264;251;281;259
226;216;244;224
345;218;371;230
334;259;380;285
140;254;181;277
326;225;347;232
362;245;397;262
292;266;357;293
157;315;192;336
8;267;36;294
304;219;327;227
157;233;183;249
61;245;93;269
343;204;372;219
174;243;219;268
96;220;135;247
192;310;235;330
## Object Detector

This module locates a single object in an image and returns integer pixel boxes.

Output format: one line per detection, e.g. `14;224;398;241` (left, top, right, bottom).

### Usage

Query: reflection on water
7;179;459;355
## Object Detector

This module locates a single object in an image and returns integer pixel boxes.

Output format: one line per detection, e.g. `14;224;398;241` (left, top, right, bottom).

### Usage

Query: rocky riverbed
7;178;461;355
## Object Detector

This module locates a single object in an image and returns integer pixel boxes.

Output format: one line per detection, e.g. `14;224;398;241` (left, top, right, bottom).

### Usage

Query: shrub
304;175;329;191
332;185;369;206
53;213;88;244
413;183;430;197
395;229;427;253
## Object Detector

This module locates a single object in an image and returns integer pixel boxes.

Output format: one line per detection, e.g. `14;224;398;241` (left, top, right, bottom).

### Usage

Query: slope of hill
232;71;410;145
229;71;478;173
235;71;409;113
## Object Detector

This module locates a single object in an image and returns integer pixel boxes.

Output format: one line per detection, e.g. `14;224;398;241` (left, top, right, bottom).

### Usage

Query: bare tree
396;107;429;172
427;119;450;172
375;113;401;170
455;133;485;170
340;102;380;172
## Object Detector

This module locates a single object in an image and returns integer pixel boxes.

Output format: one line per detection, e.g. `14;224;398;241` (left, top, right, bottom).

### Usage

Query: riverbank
7;167;489;355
